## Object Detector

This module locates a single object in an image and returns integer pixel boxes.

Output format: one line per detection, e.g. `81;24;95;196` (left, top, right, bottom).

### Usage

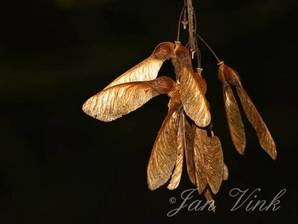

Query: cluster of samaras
82;41;276;202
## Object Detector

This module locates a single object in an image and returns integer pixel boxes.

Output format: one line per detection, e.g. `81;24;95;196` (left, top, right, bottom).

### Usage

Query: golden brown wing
82;76;175;122
193;68;207;95
147;106;180;190
193;126;208;194
167;110;185;190
180;67;211;127
204;133;224;194
223;85;246;154
202;164;228;205
220;63;276;160
104;42;175;89
236;86;277;160
218;67;246;155
193;127;224;194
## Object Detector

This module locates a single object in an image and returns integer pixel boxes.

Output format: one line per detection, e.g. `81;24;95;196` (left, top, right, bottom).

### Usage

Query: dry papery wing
183;114;196;185
82;76;175;122
222;64;277;160
104;42;175;89
236;86;277;160
203;163;229;203
218;66;246;155
180;67;211;128
193;69;207;95
147;101;181;190
198;153;228;204
183;69;207;185
172;43;211;128
193;127;224;194
167;109;185;190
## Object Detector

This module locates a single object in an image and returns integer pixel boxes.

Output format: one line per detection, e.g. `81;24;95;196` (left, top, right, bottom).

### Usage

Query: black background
0;0;298;223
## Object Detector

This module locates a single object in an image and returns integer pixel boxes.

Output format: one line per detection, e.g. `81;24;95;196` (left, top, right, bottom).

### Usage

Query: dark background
0;0;298;223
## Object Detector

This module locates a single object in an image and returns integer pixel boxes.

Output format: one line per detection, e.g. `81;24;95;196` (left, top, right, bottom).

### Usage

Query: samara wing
193;127;224;194
147;103;180;190
236;86;277;160
218;66;246;155
193;126;208;194
104;42;175;89
172;43;211;127
82;76;175;122
220;63;276;160
180;67;211;127
167;109;185;190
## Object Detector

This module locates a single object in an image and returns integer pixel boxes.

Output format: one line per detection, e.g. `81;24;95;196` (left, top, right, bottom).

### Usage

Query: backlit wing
180;67;211;127
218;68;246;155
82;76;175;122
183;115;196;185
220;63;276;160
193;126;208;194
193;127;224;194
236;86;277;160
167;110;185;190
147;106;180;190
104;42;175;89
